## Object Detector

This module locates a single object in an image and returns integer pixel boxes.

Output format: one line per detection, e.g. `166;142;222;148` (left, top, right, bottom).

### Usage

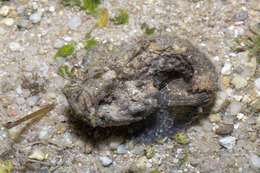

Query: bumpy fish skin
63;34;218;130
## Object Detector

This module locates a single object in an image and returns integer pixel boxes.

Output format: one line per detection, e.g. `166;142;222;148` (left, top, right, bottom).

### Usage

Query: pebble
229;102;243;115
132;145;145;155
250;155;260;169
49;6;55;12
233;95;243;101
237;113;245;120
256;115;260;128
16;97;25;105
63;36;72;42
221;62;232;75
0;6;10;16
54;39;65;48
116;144;127;154
85;141;93;154
8;109;17;117
8;125;26;140
55;57;66;64
67;16;82;30
27;96;38;106
219;136;236;149
209;114;222;122
108;136;124;150
223;115;234;125
233;12;249;22
231;74;248;89
99;156;112;166
9;42;21;51
29;13;42;24
136;156;149;168
255;78;260;91
2;18;14;26
215;124;234;136
39;126;48;139
17;17;30;30
249;134;256;142
221;76;231;89
251;98;260;112
0;127;12;156
212;91;228;112
0;27;6;35
28;149;46;161
235;66;243;74
144;145;154;159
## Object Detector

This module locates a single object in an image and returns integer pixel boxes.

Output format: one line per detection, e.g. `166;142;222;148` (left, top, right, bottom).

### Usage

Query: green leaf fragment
235;24;260;64
149;170;160;173
85;32;91;40
83;0;100;13
94;8;109;27
111;9;128;25
141;22;156;35
57;65;73;78
55;44;74;59
178;152;188;167
145;27;155;35
86;39;98;49
85;32;98;49
0;160;13;173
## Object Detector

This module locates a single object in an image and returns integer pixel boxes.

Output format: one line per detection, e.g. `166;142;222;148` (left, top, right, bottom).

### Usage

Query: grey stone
233;12;249;22
67;16;81;30
116;144;127;154
29;13;41;24
219;136;236;149
215;124;234;136
99;156;112;166
250;155;260;169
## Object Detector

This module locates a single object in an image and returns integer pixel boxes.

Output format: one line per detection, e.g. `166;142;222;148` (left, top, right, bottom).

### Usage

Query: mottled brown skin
63;34;218;141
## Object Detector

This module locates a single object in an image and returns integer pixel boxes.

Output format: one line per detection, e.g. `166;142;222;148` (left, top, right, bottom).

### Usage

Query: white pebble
16;85;23;94
55;57;66;64
2;18;14;26
0;27;6;35
221;62;232;75
28;149;46;161
63;36;72;42
229;102;243;115
219;136;236;150
9;42;21;51
116;144;127;154
99;156;112;166
237;113;245;120
212;91;227;112
27;96;38;106
53;39;64;48
225;88;234;97
39;126;48;139
250;155;260;169
49;6;55;12
16;97;25;105
231;74;248;89
255;78;260;91
0;6;10;16
29;13;41;23
67;16;82;30
233;95;243;101
234;123;239;129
